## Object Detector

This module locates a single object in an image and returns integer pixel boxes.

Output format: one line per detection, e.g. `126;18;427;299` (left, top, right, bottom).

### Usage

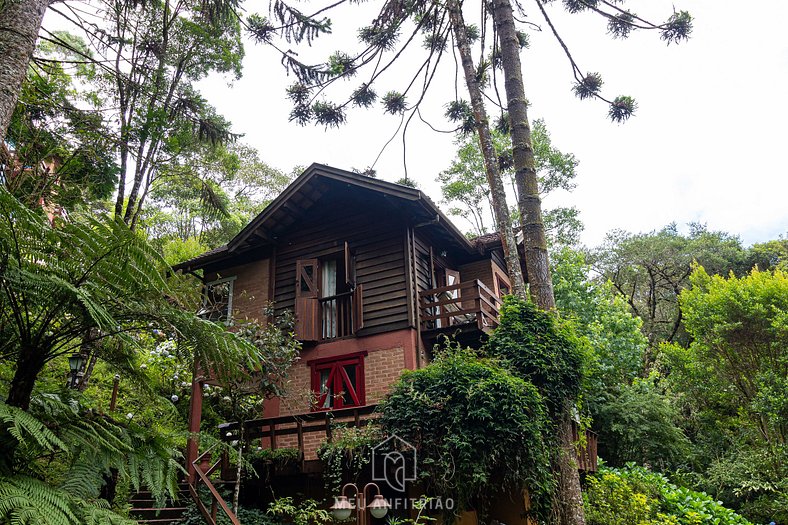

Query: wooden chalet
174;163;596;523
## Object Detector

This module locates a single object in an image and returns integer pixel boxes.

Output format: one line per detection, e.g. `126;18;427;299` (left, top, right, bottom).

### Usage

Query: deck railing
189;444;240;525
319;291;354;340
219;404;379;447
219;405;598;474
419;279;502;331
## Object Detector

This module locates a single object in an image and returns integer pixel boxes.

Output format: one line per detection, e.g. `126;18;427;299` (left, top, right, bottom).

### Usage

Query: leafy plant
380;346;553;520
584;465;754;525
0;394;182;524
486;295;584;416
267;497;332;525
317;423;381;497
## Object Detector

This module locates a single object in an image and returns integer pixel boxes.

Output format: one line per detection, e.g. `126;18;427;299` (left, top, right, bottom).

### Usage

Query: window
202;276;235;323
492;266;511;299
309;353;366;410
294;242;364;341
495;274;510;297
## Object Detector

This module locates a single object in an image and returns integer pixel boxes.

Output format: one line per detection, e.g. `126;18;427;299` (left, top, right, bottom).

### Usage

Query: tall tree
0;0;49;139
2;40;117;212
439;121;581;245
591;223;747;350
448;0;526;295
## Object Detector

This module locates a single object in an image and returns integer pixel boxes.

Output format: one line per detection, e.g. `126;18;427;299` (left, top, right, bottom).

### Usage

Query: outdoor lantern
367;495;390;519
331;483;389;525
67;353;86;388
68;353;84;374
330;496;354;521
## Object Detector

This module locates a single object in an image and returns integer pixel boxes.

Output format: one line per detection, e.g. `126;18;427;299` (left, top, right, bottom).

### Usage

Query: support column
186;375;204;483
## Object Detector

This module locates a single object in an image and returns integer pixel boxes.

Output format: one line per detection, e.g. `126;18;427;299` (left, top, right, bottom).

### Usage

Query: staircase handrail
189;443;241;525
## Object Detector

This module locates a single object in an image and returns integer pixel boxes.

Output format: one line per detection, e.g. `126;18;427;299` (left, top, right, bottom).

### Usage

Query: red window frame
309;352;366;411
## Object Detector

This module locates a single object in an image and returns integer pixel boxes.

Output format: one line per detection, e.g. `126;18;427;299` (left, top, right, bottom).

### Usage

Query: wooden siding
413;233;434;293
273;212;409;336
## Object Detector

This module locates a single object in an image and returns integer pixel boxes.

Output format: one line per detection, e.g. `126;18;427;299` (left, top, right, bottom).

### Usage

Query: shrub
584;465;754;525
486;295;584;414
380;347;553;520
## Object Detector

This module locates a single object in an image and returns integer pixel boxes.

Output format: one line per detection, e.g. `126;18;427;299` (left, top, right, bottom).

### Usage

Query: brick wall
261;328;417;460
206;259;270;323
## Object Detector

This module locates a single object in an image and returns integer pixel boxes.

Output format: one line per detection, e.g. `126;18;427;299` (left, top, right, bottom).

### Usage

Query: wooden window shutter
352;283;364;333
295;259;319;341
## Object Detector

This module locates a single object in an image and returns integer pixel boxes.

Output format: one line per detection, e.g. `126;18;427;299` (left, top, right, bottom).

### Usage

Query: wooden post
186;376;204;483
325;413;333;442
270;422;277;450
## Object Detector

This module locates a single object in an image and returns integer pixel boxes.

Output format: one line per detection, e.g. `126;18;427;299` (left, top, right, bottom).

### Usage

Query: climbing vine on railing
316;423;381;497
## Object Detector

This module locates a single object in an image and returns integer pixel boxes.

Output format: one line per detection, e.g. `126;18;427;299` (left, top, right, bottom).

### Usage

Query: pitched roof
174;163;475;272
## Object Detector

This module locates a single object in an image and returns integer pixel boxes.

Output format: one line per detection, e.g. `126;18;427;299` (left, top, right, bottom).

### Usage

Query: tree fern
0;185;259;412
0;395;181;523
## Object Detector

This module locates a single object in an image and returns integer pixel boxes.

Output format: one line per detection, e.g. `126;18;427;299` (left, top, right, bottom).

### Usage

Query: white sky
196;0;788;247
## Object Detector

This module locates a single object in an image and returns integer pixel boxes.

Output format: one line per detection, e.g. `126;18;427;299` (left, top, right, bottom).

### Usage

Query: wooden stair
130;483;190;524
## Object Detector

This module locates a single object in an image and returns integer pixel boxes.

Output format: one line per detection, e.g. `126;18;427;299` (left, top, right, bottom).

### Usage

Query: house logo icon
371;434;417;492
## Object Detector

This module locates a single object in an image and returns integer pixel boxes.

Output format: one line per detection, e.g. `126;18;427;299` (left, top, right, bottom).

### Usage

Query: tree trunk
491;0;555;309
490;2;584;524
6;348;46;410
555;412;586;525
448;0;526;297
232;424;244;515
0;0;50;139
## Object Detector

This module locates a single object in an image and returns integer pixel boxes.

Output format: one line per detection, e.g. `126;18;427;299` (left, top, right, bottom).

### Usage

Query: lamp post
67;353;86;389
330;483;390;525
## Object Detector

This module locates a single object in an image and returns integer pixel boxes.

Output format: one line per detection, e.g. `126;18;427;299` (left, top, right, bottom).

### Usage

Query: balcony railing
219;405;597;474
319;291;353;340
419;279;502;332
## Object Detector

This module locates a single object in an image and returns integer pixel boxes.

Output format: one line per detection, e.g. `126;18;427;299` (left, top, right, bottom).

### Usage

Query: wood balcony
418;279;502;345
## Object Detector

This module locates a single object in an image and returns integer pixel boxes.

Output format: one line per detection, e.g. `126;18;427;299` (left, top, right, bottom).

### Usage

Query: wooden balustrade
419;279;502;332
318;291;353;340
189;444;240;525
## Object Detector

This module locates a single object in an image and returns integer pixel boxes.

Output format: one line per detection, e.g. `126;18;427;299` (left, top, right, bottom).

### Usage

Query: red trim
309;353;366;411
307;350;368;366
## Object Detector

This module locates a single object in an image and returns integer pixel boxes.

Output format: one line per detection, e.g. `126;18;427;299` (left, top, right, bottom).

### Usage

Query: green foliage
144;143;293;250
267;497;331;525
0;394;182;524
3;50;118;211
654;266;788;522
317;423;381;497
552;248;646;397
380;347;553;519
0;186;262;411
591;223;748;348
679;266;788;445
585;465;752;525
594;374;690;470
247;447;300;466
747;237;788;271
486;295;583;414
438;120;582;244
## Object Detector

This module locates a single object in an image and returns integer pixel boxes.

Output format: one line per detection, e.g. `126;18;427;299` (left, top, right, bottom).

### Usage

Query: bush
380;347;553;519
486;295;584;414
584;465;754;525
